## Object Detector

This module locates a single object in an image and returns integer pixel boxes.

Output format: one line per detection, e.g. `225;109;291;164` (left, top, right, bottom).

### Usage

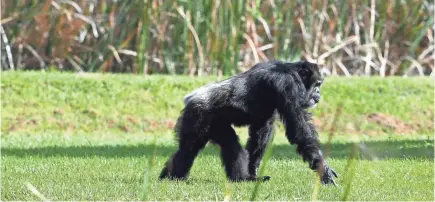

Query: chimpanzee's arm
280;105;338;185
280;106;324;170
273;73;338;185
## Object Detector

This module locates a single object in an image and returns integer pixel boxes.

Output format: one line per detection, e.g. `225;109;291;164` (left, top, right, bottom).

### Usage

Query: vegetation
1;73;433;200
1;1;433;76
2;133;433;201
2;72;433;135
2;0;433;200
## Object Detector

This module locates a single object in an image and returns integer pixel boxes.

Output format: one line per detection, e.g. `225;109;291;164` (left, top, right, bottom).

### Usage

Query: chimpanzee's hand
318;164;338;185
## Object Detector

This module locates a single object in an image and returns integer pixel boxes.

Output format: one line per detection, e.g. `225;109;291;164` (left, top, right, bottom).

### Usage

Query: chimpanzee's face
298;62;323;108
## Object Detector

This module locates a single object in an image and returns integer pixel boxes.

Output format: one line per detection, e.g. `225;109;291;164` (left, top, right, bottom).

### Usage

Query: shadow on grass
2;139;433;160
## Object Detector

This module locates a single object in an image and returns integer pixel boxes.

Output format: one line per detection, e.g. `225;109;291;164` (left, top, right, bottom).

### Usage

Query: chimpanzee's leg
159;109;209;180
246;117;275;177
159;135;209;180
210;124;251;181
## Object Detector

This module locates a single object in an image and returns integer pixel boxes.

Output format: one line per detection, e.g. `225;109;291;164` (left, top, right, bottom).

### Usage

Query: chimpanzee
159;60;338;185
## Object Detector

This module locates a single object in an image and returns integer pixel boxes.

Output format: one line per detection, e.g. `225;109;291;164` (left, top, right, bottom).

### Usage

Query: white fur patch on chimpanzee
184;79;232;105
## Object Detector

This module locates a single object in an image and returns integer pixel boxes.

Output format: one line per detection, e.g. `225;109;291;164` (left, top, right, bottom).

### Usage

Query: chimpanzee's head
297;61;324;108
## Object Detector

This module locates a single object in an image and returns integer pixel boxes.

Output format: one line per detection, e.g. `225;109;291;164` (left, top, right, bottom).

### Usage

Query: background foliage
1;0;434;76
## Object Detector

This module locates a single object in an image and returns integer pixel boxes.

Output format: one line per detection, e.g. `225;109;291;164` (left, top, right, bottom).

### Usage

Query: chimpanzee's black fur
159;60;338;184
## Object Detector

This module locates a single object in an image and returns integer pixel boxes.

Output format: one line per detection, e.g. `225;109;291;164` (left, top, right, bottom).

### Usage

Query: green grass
1;72;434;200
2;133;433;201
2;72;433;135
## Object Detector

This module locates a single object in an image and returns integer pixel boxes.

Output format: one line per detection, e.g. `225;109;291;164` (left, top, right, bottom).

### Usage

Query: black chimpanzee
159;60;338;185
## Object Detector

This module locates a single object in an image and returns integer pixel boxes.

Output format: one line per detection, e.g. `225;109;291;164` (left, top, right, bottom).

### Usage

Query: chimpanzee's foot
246;175;271;182
261;176;271;182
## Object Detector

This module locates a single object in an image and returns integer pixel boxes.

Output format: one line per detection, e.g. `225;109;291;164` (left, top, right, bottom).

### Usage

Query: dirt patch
119;124;132;133
104;117;176;132
126;116;139;124
53;108;64;116
312;112;429;135
366;113;414;134
82;108;98;118
143;119;176;132
7;117;38;132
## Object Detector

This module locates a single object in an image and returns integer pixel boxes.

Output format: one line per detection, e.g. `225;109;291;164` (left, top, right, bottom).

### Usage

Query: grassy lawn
1;72;434;200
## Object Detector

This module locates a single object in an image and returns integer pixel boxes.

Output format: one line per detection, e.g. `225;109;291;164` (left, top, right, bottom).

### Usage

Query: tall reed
1;0;433;76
